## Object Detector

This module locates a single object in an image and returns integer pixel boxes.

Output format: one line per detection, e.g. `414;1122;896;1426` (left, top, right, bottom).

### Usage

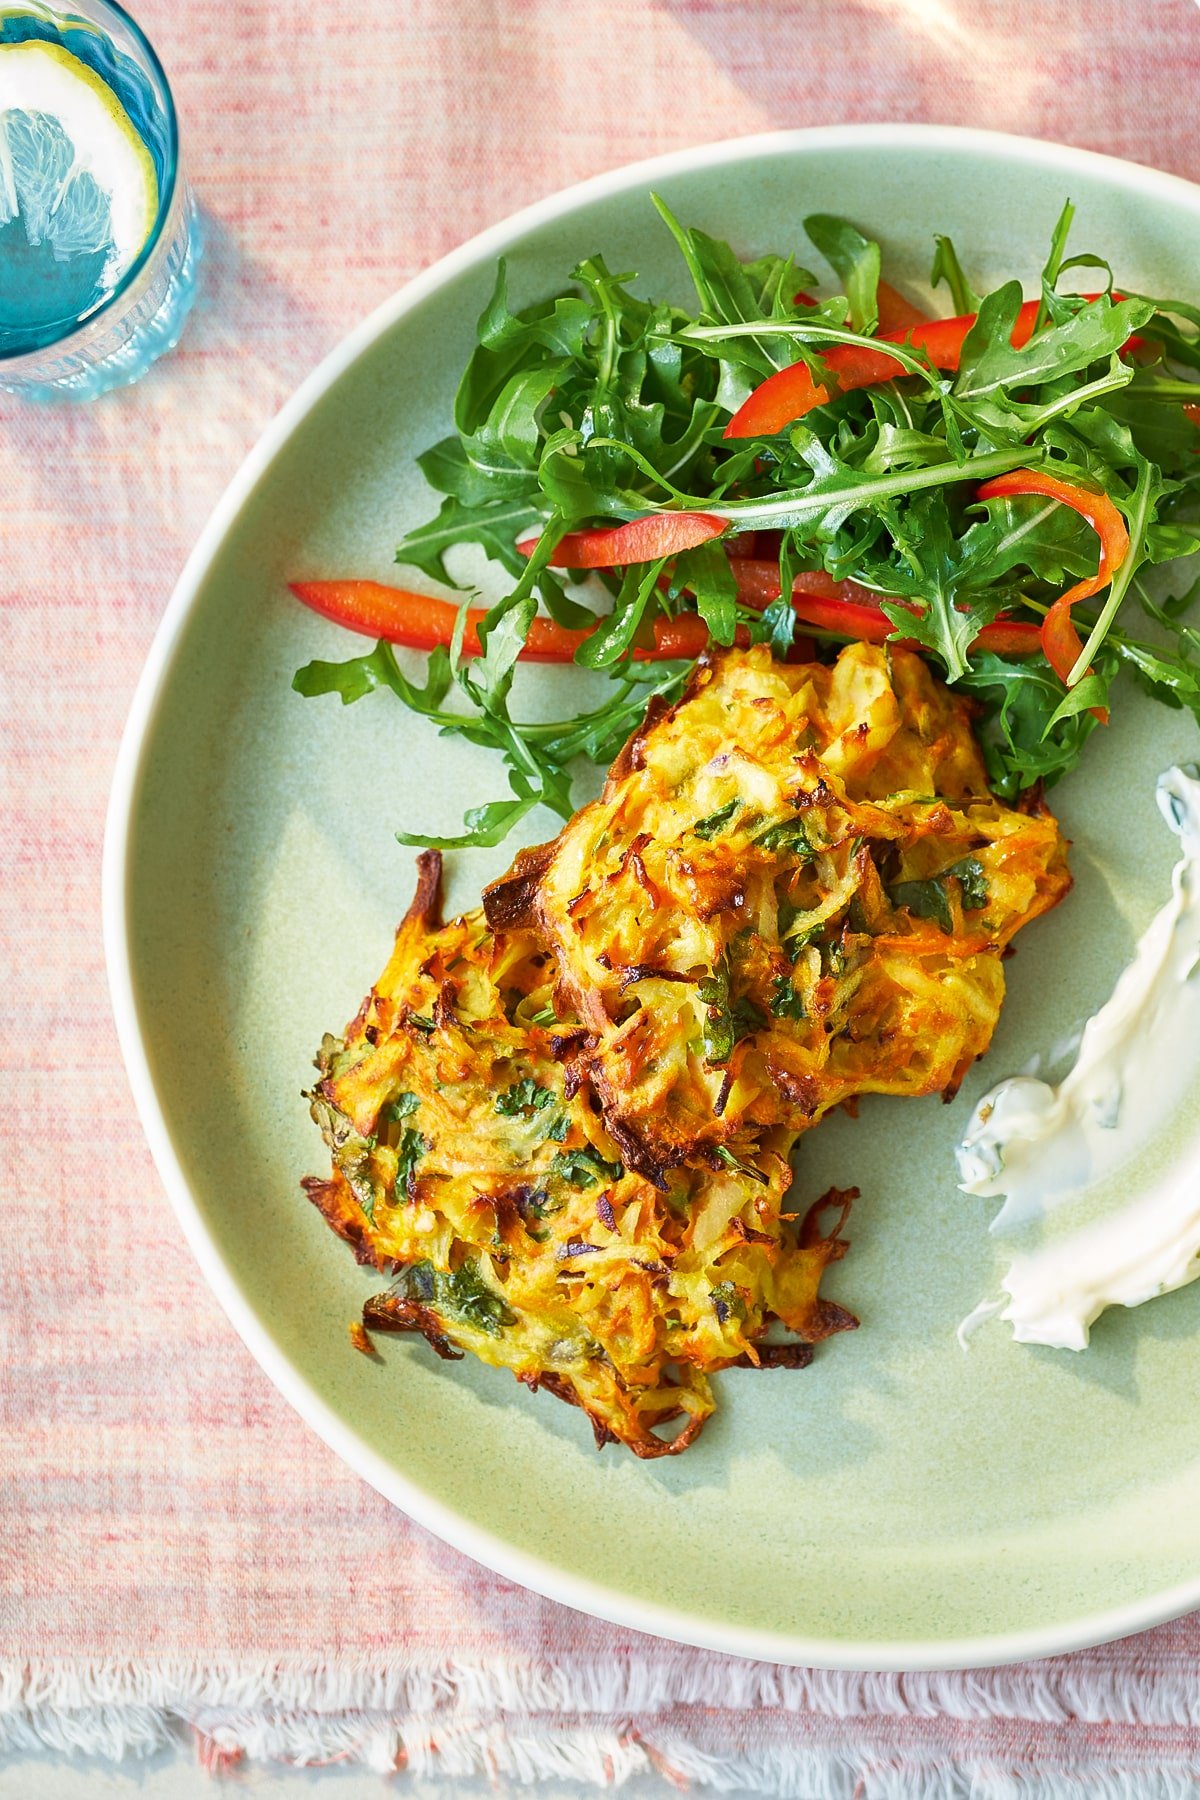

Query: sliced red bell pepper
293;555;1044;674
290;580;581;661
517;511;726;568
730;560;1042;656
725;292;1136;440
793;282;926;333
725;299;1044;439
874;280;931;335
730;560;878;611
1185;401;1200;429
974;469;1130;722
640;612;819;660
291;579;732;664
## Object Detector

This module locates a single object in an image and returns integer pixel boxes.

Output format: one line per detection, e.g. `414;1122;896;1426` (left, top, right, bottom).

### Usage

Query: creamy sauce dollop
956;765;1200;1351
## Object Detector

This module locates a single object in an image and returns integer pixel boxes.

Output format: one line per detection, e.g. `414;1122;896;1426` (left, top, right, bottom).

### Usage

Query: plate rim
103;121;1200;1671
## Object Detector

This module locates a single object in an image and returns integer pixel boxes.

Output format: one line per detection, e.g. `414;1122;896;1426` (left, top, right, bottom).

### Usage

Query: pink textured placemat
5;1;1200;1790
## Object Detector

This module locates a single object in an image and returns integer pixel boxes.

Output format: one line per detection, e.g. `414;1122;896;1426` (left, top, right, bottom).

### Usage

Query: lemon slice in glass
0;38;158;324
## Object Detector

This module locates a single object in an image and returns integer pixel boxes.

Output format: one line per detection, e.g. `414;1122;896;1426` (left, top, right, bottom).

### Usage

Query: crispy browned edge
361;1292;464;1362
301;1173;382;1267
525;1374;709;1460
363;1268;711;1460
404;846;445;931
481;840;555;933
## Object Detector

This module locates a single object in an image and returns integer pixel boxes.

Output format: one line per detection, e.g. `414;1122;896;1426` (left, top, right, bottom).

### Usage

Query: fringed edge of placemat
4;1656;1200;1792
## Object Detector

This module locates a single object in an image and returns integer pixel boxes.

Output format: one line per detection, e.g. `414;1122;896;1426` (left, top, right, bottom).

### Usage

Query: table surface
6;0;1200;1793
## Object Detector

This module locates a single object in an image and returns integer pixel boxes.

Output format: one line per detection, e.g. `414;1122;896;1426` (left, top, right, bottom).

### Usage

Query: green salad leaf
293;199;1200;846
930;233;980;315
805;213;881;335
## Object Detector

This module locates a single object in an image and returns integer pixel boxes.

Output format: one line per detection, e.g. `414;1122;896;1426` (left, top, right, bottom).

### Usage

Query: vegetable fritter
303;851;855;1459
304;643;1069;1456
484;644;1070;1183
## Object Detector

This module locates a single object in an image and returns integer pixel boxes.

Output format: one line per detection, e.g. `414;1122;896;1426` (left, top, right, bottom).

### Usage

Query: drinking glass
0;1;199;398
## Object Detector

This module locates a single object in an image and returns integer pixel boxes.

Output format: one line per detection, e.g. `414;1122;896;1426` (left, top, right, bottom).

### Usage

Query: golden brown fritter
484;644;1070;1183
304;642;1069;1457
303;852;854;1459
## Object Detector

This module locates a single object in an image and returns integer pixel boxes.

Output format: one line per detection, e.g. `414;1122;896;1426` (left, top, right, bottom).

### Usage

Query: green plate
104;126;1200;1668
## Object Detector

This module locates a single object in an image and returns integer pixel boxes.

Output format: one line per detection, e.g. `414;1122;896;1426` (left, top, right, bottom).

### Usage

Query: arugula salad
291;200;1200;848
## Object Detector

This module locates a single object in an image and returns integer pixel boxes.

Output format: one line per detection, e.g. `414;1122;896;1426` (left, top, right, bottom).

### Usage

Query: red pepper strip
293;559;1043;669
637;611;821;660
1185;402;1200;429
290;579;583;660
291;579;734;664
725;292;1135;440
975;469;1130;723
730;560;1042;657
793;283;927;333
731;560;878;610
875;279;931;335
517;511;726;568
725;299;1044;439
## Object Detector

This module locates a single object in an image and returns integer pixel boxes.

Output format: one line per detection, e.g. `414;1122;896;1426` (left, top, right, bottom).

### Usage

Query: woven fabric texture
4;0;1200;1790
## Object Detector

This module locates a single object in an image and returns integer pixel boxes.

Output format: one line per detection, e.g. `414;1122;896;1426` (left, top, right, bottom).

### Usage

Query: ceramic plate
105;126;1200;1669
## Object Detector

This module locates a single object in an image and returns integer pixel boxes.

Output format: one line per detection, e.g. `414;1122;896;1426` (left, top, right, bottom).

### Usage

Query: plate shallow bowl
105;125;1200;1670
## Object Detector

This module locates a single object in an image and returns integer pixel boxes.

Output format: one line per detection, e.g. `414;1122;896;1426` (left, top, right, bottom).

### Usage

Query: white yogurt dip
956;765;1200;1350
